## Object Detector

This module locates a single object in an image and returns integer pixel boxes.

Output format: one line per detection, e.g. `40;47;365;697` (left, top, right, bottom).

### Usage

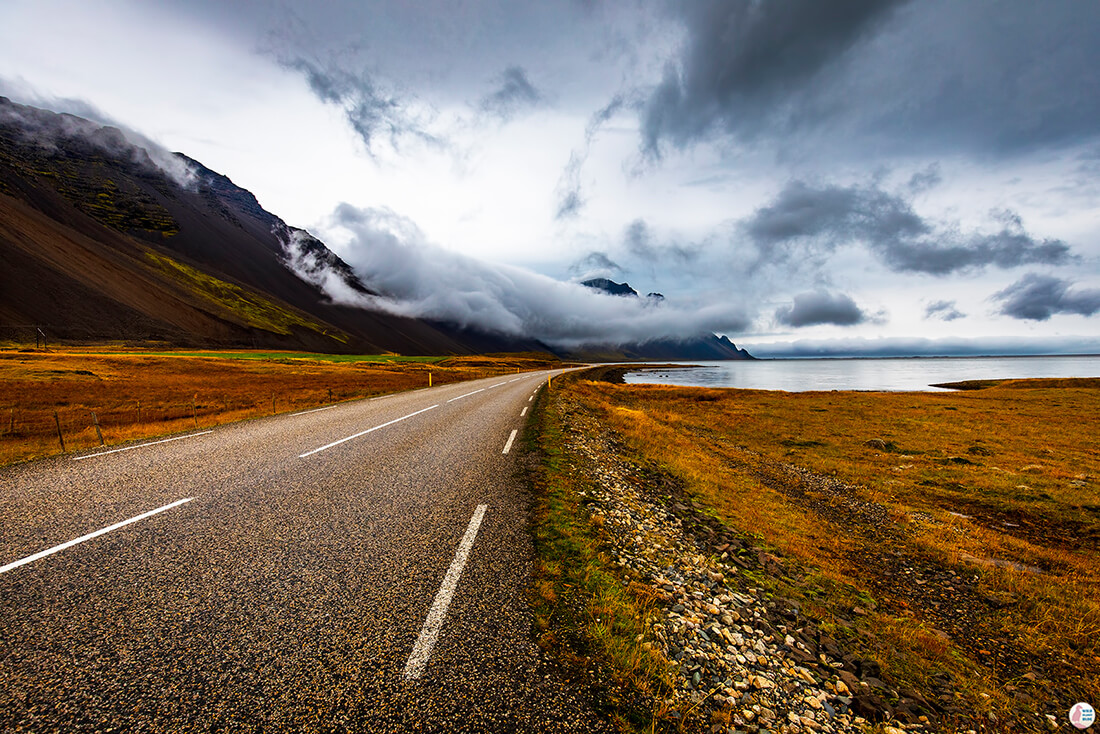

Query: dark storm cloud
775;291;866;327
280;56;438;153
479;66;542;120
554;94;625;220
744;181;1072;275
993;274;1100;321
641;0;1100;156
924;300;965;321
641;0;907;154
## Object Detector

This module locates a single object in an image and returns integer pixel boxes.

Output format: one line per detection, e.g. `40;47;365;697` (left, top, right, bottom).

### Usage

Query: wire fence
0;366;527;464
2;386;391;463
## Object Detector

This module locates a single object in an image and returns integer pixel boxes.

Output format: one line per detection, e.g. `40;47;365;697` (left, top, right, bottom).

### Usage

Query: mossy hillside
143;250;346;342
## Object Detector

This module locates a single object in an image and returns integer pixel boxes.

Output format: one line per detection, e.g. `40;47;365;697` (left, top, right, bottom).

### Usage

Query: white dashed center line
502;429;518;454
520;407;527;417
72;431;213;461
446;388;484;403
299;405;438;458
0;497;195;575
404;504;488;680
288;405;337;417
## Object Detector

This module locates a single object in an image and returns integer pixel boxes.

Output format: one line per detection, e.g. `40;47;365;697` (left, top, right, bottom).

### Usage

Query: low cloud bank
295;203;750;349
0;80;196;188
740;335;1100;359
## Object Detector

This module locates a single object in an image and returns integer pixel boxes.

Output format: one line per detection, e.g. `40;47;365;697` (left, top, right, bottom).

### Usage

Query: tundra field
527;369;1099;732
0;348;563;466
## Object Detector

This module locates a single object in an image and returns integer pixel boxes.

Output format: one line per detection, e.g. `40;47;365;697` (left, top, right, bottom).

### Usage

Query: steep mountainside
0;97;543;354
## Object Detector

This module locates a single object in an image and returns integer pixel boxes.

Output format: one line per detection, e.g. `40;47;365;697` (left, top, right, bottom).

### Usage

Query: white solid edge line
520;407;527;417
528;395;533;402
0;497;194;575
299;405;438;457
502;428;518;455
446;388;484;403
72;431;214;461
404;504;488;680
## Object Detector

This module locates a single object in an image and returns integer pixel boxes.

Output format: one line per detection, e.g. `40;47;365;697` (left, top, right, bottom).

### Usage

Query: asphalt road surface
0;369;611;732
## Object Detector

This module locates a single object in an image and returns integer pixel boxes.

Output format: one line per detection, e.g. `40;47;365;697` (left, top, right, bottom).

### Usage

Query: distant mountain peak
581;277;638;297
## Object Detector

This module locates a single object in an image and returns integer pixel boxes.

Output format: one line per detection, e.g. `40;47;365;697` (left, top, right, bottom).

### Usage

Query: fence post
91;411;104;446
7;407;12;435
328;388;333;402
54;411;66;453
137;400;142;424
191;397;198;428
271;393;276;415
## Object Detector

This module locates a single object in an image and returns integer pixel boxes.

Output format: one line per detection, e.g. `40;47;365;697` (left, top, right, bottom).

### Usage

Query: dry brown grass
0;348;560;465
565;377;1100;731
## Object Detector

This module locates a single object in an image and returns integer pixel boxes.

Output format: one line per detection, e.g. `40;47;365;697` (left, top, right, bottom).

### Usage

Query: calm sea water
621;355;1100;392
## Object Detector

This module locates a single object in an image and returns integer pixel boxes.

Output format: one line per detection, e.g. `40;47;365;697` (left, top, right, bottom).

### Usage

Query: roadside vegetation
0;347;562;466
524;380;680;732
530;368;1098;731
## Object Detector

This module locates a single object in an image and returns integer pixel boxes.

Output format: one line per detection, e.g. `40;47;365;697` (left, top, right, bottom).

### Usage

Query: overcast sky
2;0;1098;356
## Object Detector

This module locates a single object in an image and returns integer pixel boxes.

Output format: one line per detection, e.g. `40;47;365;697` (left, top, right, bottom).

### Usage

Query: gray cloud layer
993;274;1100;321
641;0;1100;157
775;291;866;327
642;0;905;154
744;181;1072;275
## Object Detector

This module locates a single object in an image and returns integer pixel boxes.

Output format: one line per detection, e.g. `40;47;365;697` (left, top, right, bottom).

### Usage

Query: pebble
559;396;913;733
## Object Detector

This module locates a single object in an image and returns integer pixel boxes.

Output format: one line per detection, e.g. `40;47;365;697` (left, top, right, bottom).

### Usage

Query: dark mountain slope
0;97;544;353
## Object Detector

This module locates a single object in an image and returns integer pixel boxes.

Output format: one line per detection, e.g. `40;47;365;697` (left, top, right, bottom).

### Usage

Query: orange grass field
563;376;1099;732
0;348;562;466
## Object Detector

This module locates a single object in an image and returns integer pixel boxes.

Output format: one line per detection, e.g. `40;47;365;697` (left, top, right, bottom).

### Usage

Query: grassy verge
0;349;561;466
558;374;1099;731
524;379;679;732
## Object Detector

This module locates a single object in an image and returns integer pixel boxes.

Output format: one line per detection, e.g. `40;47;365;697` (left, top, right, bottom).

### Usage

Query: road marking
404;504;488;680
446;388;484;403
299;405;438;458
0;497;194;575
528;395;533;402
72;431;213;461
486;381;507;389
288;405;337;417
520;407;527;417
502;429;518;454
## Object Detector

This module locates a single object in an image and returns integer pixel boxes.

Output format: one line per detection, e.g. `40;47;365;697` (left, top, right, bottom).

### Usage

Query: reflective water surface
622;355;1100;392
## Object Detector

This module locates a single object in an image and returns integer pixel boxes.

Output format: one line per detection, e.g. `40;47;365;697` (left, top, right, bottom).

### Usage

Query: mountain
581;277;639;297
577;279;754;360
0;97;544;354
0;98;750;360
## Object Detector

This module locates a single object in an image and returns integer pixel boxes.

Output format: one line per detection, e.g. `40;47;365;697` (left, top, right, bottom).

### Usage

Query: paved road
0;369;608;732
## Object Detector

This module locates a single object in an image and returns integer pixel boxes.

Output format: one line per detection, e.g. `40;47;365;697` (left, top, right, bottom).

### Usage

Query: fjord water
622;355;1100;392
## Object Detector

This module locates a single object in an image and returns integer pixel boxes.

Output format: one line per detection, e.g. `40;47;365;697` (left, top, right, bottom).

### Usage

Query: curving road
0;368;608;732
